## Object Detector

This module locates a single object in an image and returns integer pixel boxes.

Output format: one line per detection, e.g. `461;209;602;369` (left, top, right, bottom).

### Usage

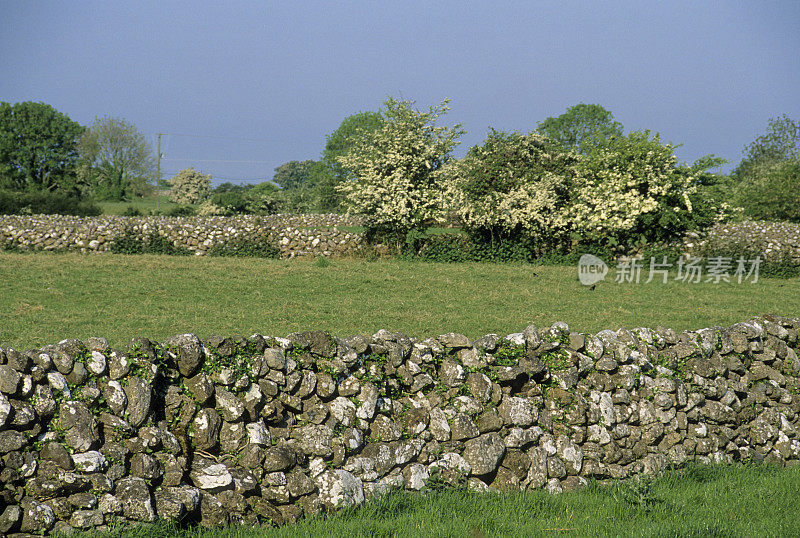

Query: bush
403;231;615;266
166;205;196;217
0;189;101;216
446;129;580;255
571;131;724;251
168;168;211;204
734;160;800;223
121;205;142;216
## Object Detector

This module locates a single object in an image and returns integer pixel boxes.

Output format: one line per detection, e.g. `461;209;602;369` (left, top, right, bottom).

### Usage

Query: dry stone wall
0;214;364;258
685;220;800;262
1;316;800;534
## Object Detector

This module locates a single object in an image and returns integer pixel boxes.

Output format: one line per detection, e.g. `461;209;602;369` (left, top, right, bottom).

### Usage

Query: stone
69;509;104;529
123;376;152;428
115;477;156;522
0;364;21;394
439;356;465;387
296;424;335;457
263;446;296;472
57;401;98;452
19;498;55;533
192;408;222;450
215;388;245;421
463;433;506;476
131;453;163;481
556;436;583;475
450;413;480;441
190;463;233;492
71;451;107;473
0;504;21;534
438;333;471;348
200;493;229;527
287;470;317;497
163;333;204;376
403;463;429;490
315;469;365;509
498;396;537;427
185;373;215;403
329;396;358;427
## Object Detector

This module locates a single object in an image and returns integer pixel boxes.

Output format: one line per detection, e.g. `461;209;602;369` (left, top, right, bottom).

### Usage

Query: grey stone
123;376;152;428
162;333;204;376
0;364;21;394
315;469;365;509
463;433;506;476
185;373;215;403
192;408;221;450
190;463;233;492
57;401;98;452
215;388;245;421
115;477;156;522
498;396;537;427
19;498;55;533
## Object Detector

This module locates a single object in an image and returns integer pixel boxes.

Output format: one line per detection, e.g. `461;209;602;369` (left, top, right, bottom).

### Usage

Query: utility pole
157;133;163;212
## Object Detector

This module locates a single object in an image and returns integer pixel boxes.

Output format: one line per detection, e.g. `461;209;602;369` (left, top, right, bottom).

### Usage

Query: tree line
0;99;797;240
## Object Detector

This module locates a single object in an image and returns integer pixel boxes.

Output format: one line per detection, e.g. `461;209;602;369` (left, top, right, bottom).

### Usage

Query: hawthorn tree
168;167;211;204
336;97;464;240
446;129;580;251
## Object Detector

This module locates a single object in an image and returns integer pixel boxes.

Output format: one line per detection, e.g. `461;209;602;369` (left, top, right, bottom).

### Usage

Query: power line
162;158;274;164
153;132;269;143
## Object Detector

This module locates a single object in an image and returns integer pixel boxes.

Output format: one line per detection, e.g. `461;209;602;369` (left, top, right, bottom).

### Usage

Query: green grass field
98;193;180;215
73;463;800;537
1;252;799;349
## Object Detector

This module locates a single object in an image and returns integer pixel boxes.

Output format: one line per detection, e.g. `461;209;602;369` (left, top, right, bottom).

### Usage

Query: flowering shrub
336;97;464;240
570;131;724;249
446;130;581;252
168;167;211;204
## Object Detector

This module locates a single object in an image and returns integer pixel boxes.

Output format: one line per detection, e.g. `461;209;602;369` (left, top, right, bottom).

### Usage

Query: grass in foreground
71;463;800;537
1;252;798;349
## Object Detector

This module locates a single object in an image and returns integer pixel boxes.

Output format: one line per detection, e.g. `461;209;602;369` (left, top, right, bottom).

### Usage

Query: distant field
1;252;798;350
74;463;800;537
98;193;180;215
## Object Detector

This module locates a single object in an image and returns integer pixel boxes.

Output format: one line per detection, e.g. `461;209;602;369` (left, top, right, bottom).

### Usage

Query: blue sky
2;1;798;185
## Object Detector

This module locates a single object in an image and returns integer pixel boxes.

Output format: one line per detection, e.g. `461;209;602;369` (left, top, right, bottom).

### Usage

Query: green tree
77;117;157;200
735;160;800;223
732;115;799;180
168;167;211;204
731;115;800;222
314;111;384;212
0;101;85;192
272;160;325;191
536;103;623;154
322;111;384;182
336;97;464;241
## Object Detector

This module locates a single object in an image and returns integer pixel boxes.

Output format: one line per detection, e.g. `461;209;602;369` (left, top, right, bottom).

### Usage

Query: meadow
1;252;799;349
